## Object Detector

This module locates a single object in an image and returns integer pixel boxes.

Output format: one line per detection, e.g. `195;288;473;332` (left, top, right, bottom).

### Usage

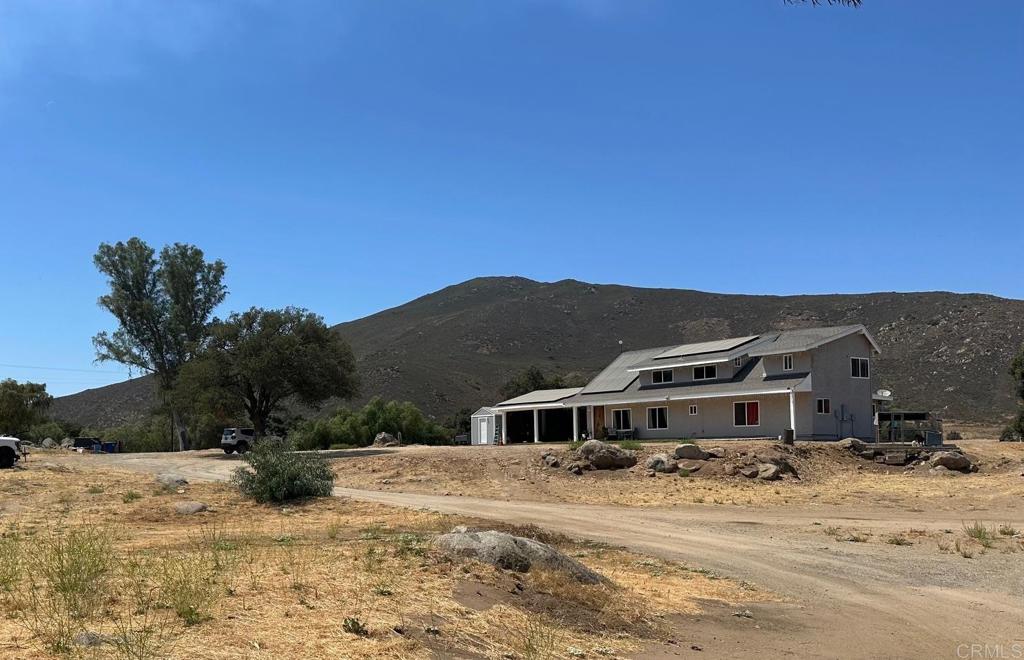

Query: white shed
470;407;501;445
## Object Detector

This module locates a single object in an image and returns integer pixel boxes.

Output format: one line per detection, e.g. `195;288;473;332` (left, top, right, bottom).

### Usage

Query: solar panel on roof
653;335;759;360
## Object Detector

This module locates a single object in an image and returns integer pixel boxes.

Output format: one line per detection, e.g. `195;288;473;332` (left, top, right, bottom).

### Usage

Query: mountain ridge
51;276;1024;428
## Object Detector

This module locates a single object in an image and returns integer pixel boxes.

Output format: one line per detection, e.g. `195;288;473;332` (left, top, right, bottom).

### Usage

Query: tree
0;380;52;437
445;407;473;436
498;366;588;401
92;238;227;450
181;307;359;437
1004;345;1024;442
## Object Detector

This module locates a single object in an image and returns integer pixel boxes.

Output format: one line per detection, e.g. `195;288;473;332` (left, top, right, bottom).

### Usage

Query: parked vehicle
221;428;256;454
0;436;28;469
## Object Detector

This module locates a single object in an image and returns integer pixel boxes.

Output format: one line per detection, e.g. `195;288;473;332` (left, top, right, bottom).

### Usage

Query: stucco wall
808;333;875;440
599;393;795;440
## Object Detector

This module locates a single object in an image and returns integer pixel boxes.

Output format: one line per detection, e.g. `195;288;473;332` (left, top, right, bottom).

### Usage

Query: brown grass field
0;458;769;659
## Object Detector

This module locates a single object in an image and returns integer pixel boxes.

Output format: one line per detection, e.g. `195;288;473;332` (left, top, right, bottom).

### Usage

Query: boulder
155;473;188;489
566;462;584;476
929;451;973;473
541;453;561;468
739;465;760;479
723;463;739;477
41;437;57;449
435;529;604;584
756;463;781;481
60;437;75;448
674;443;710;461
174;501;208;515
838;437;866;452
705;446;726;459
373;432;400;447
74;631;108;648
677;461;703;474
573;440;637;470
644;453;677;473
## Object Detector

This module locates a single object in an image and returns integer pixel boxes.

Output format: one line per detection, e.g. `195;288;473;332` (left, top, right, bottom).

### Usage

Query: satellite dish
876;389;892;398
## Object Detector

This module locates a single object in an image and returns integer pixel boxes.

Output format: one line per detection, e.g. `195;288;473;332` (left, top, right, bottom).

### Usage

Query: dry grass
0;459;770;659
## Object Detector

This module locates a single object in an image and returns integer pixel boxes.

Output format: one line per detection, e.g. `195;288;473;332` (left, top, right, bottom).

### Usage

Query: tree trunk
171;408;191;451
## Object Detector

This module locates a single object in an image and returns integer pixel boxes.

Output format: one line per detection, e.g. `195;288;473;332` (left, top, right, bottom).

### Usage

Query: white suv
221;428;256;454
0;436;28;469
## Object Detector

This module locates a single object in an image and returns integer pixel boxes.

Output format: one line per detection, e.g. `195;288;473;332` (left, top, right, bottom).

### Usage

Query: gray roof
746;325;875;356
495;387;584;407
579;346;670;394
563;357;810;407
471;407;497;417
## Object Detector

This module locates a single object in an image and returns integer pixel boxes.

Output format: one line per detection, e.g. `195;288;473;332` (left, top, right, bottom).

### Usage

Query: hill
52;277;1024;428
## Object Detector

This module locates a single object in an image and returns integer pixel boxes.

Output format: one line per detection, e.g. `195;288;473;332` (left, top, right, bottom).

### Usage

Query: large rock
372;432;400;447
541;452;561;468
573;440;637;470
41;437;57;449
174;501;208;515
60;437;74;448
705;446;727;459
838;437;866;453
756;463;781;481
435;529;604;584
644;453;677;473
155;473;188;489
674;443;710;461
929;451;974;473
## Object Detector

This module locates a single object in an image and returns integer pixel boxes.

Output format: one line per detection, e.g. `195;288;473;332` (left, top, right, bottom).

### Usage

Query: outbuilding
470;407;501;445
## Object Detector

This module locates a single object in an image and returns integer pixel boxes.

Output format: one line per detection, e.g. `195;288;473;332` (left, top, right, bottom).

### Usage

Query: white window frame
652;369;673;384
733;400;761;428
688;404;698;416
851;357;870;379
733;357;743;368
693;365;718;381
646;406;668;430
611;408;632;431
782;354;793;371
816;398;831;415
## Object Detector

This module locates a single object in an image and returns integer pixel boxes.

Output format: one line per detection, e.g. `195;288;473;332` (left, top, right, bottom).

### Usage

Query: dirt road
87;450;1024;659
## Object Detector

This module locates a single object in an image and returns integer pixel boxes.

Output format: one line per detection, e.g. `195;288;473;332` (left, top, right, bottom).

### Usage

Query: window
733;401;760;427
652;369;673;384
689;404;698;416
734;357;743;368
783;354;793;371
693;365;718;381
816;398;831;415
611;409;632;431
647;407;668;430
851;357;870;379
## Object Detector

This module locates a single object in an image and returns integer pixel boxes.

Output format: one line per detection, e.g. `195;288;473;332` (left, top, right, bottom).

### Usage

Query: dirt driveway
83;449;1024;659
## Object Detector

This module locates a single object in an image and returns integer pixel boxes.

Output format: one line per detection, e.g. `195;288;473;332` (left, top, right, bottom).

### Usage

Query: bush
1000;413;1024;442
231;439;334;503
945;430;962;441
292;397;452;450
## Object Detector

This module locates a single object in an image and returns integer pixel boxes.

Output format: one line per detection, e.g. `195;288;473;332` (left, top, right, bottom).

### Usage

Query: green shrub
158;552;218;626
343;617;369;636
962;521;996;548
292;397;452;450
231;439;334;503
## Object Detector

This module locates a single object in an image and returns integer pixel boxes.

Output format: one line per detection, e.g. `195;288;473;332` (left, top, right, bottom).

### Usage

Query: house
490;325;881;443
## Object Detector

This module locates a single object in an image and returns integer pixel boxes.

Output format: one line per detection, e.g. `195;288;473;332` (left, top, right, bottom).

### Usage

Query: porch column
533;408;540;443
788;389;797;435
500;412;507;445
587;406;594;438
572;406;579;441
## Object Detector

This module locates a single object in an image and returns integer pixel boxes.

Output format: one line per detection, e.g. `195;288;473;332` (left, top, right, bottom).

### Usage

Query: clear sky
1;0;1021;396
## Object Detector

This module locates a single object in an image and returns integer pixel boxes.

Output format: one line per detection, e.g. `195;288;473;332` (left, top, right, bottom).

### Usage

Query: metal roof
653;335;760;361
579;346;670;394
495;387;584;407
746;325;880;356
471;407;497;417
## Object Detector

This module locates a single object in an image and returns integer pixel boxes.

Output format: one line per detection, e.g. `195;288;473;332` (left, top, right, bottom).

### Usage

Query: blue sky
1;0;1021;396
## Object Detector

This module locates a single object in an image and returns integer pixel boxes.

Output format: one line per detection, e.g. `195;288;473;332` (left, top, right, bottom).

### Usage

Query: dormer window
693;365;717;381
783;354;793;371
652;369;673;384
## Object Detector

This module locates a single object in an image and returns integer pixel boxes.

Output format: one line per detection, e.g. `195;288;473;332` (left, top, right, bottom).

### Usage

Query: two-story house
480;325;880;444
